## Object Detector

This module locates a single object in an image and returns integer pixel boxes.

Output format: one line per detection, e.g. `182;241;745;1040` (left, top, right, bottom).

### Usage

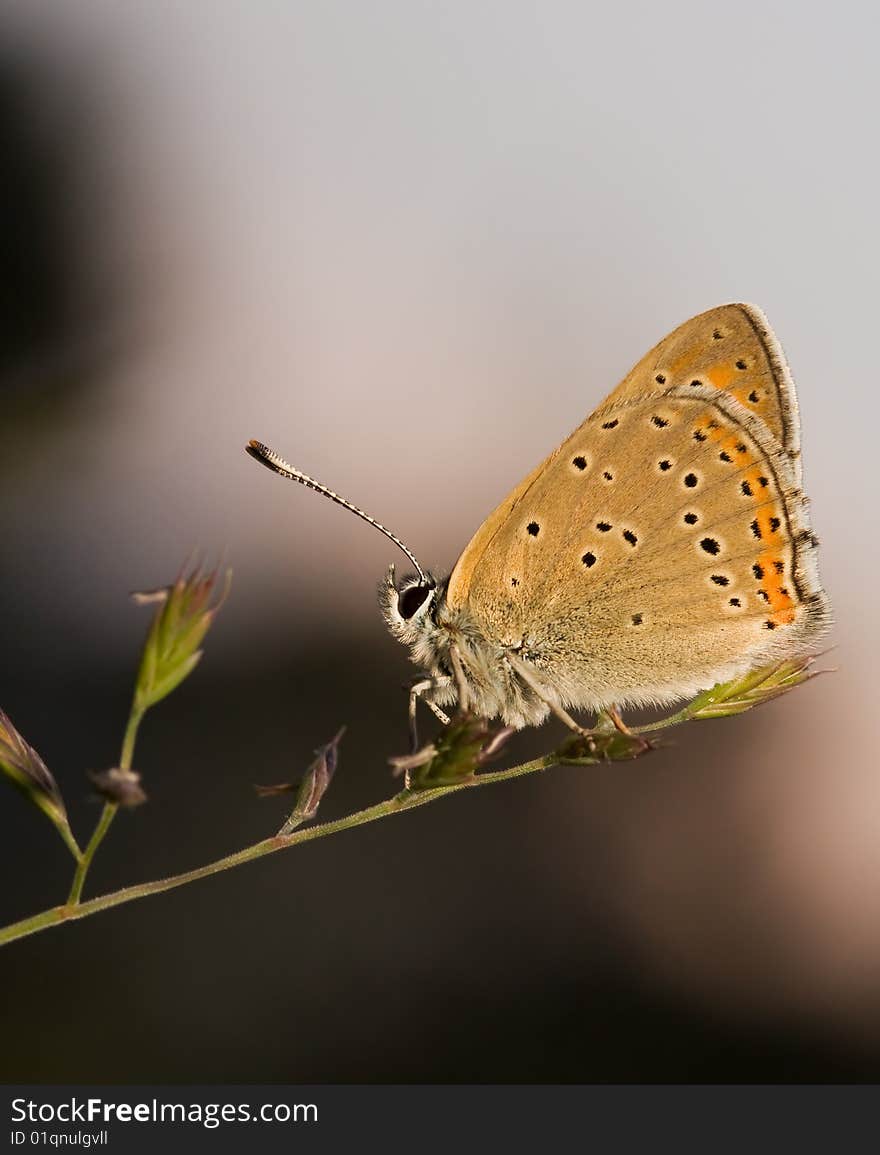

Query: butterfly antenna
246;439;429;584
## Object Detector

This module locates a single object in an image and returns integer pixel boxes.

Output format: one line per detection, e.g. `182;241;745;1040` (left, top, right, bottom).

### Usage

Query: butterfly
248;303;830;740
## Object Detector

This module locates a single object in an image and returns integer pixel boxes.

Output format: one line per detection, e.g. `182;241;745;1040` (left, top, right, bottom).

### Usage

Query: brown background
1;1;877;1081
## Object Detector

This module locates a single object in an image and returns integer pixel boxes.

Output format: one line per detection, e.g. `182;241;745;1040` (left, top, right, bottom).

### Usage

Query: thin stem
628;708;693;735
1;655;812;949
66;802;117;905
1;753;560;948
468;753;560;785
66;706;144;906
119;707;143;774
57;821;84;864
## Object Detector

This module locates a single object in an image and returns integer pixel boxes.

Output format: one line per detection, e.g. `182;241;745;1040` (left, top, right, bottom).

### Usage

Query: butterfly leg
427;699;452;724
506;652;596;746
599;705;652;754
447;645;471;713
546;701;595;741
408;677;452;751
604;706;634;737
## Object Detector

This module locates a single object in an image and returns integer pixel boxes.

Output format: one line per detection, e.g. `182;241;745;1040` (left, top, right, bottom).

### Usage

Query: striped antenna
246;439;429;584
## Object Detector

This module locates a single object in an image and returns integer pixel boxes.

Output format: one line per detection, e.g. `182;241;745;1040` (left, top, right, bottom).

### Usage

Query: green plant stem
119;706;144;773
1;753;557;948
57;822;84;864
66;802;117;905
66;706;145;906
629;709;693;735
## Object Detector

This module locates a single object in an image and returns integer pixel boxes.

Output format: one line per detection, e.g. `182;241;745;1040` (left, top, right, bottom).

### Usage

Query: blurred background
1;0;878;1082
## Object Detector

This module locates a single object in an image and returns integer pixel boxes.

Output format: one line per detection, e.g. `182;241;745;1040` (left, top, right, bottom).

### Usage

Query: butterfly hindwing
447;385;827;710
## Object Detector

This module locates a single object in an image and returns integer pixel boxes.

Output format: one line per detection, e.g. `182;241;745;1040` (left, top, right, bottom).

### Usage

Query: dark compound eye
398;584;432;620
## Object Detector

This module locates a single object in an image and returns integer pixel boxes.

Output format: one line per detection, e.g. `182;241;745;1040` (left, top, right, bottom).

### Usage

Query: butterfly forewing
599;303;801;479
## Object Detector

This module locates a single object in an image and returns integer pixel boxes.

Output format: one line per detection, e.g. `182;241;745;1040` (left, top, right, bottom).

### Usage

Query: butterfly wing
601;303;801;479
446;381;828;712
449;305;804;610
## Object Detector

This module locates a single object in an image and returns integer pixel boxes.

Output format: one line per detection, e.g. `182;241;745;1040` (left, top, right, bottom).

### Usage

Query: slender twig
628;709;692;735
66;706;144;905
0;579;820;953
119;707;144;774
66;802;117;905
57;823;84;865
0;753;559;948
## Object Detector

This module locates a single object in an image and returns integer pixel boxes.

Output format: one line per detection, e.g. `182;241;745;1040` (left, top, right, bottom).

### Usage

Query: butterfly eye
398;583;432;620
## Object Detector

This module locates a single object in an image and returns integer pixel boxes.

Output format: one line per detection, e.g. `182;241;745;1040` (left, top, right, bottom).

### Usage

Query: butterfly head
381;565;445;647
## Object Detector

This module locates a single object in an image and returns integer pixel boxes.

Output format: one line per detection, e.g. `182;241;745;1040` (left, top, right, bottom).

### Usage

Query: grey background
1;1;878;1080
